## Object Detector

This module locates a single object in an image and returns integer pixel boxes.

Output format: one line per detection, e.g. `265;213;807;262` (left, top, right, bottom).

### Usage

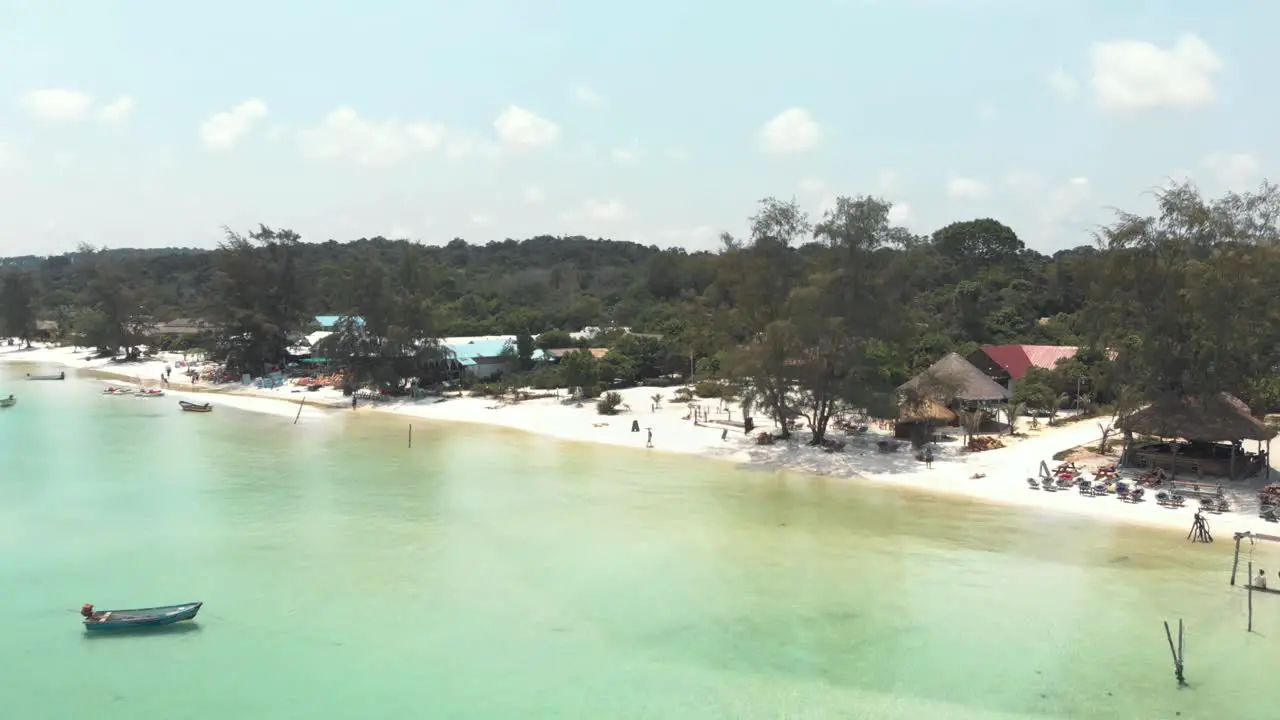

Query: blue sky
0;0;1275;256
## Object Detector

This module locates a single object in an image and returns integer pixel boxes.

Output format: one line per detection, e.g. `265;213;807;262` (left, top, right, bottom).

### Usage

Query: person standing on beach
646;428;653;448
924;447;934;469
1256;569;1268;589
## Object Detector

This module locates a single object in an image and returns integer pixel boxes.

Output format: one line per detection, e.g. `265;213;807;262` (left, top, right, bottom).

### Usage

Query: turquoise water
1;364;1277;719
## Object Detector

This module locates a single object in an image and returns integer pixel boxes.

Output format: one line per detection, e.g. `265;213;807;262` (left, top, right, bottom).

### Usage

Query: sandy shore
4;341;1276;539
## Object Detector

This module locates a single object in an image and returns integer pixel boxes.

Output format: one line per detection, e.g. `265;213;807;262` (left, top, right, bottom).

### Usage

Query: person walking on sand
646;428;653;448
924;447;934;469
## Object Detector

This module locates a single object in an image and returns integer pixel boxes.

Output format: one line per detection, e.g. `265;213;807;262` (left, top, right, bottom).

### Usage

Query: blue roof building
315;315;365;329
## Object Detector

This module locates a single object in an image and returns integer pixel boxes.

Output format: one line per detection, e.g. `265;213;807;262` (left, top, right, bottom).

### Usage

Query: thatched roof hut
1119;393;1277;443
897;398;957;423
897;352;1011;403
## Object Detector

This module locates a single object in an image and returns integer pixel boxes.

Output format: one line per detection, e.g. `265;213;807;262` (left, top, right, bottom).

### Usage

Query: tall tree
1086;180;1280;405
211;225;311;373
0;270;39;346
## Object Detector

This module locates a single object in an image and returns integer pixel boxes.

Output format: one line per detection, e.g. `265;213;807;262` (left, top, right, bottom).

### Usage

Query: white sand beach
4;341;1276;540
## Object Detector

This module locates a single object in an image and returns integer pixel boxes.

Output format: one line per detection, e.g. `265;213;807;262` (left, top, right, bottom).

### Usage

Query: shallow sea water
1;364;1276;719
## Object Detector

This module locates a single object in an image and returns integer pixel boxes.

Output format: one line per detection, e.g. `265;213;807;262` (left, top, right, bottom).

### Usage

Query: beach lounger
1027;478;1040;490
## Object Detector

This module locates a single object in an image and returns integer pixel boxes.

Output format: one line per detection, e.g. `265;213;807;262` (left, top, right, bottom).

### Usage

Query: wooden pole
408;424;413;448
1248;561;1255;633
1231;534;1243;585
294;398;305;425
1163;620;1187;687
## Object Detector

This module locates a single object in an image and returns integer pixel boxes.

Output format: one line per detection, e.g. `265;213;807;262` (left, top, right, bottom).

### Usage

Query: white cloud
1203;152;1262;191
97;96;134;123
562;198;628;224
571;84;605;109
1046;68;1080;103
887;202;913;226
758;108;821;155
665;147;690;162
1090;34;1222;111
656;226;716;247
946;177;990;200
20;89;92;121
523;185;546;205
200;99;268;150
798;177;826;194
492;105;559;150
611;138;643;164
471;214;494;227
875;171;900;193
1004;171;1043;191
296;107;448;166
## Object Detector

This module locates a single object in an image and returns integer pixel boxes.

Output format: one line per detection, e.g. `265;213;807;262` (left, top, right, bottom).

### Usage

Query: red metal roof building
967;345;1079;385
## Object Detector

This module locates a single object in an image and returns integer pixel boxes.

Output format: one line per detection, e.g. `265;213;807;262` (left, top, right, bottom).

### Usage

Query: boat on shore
102;387;134;396
81;601;203;631
27;371;65;381
136;388;165;398
179;400;212;413
0;395;15;408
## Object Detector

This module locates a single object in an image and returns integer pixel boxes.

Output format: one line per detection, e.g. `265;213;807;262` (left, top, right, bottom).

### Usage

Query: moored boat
0;395;15;408
27;371;65;381
179;400;212;413
136;388;165;398
80;601;203;631
102;386;134;396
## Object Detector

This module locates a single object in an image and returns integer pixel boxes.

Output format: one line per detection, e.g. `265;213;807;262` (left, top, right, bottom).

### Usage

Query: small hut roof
897;398;957;423
1119;392;1277;443
897;352;1011;402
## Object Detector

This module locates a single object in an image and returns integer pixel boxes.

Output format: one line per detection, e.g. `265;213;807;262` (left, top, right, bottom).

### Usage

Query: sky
0;0;1276;257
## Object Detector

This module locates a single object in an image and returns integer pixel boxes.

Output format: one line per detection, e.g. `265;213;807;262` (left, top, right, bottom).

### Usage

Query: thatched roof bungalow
897;352;1012;404
897;397;957;424
1119;393;1276;443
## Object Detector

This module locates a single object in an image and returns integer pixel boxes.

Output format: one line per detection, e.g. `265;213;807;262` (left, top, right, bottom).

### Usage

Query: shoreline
3;342;1275;539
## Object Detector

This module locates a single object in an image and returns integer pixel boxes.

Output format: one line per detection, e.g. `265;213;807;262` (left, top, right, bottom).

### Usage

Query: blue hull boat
81;601;203;631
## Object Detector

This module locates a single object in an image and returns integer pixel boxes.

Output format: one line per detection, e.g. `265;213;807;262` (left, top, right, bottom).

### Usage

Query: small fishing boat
0;395;15;408
27;371;65;381
102;386;134;396
80;601;203;631
179;400;212;413
136;388;165;398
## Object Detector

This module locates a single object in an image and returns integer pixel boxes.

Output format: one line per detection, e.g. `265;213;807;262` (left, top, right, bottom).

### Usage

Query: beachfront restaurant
1118;392;1275;481
894;352;1012;441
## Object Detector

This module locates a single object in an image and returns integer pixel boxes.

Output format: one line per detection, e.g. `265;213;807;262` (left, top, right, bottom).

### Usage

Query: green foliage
560;350;600;397
596;391;623;415
693;381;722;398
0;270;38;344
5;177;1280;426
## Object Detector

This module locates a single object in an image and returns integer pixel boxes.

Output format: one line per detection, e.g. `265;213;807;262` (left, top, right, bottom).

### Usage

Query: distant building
441;336;552;379
314;315;365;330
967;345;1079;390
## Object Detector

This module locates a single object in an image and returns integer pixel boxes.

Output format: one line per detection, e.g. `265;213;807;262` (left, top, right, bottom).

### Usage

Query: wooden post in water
408;424;413;448
1248;561;1255;633
1163;619;1187;688
294;398;305;425
1231;533;1243;585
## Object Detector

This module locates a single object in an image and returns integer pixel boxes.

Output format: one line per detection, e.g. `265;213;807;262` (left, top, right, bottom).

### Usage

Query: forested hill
0;227;1095;354
4;182;1279;422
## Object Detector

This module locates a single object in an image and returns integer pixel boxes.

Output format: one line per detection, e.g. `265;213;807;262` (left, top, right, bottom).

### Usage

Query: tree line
3;179;1279;439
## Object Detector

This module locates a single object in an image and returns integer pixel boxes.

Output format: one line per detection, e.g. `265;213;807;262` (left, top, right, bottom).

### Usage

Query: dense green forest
3;180;1279;440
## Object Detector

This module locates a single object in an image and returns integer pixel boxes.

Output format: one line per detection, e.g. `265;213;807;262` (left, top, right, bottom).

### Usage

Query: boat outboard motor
80;604;94;619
